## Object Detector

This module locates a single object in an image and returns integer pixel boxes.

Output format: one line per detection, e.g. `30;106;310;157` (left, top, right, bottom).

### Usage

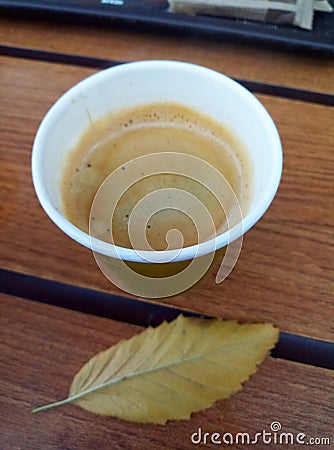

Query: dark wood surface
1;16;334;94
0;13;333;450
1;293;333;450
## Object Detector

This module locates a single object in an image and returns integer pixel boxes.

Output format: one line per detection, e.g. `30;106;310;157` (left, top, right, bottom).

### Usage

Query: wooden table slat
1;293;333;450
1;16;334;94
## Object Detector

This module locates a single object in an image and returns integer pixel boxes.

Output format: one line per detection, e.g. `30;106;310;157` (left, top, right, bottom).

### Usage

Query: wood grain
0;293;333;450
0;15;334;94
1;56;333;341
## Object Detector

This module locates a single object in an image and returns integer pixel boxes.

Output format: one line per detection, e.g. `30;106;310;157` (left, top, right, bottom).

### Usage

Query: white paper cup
32;61;282;297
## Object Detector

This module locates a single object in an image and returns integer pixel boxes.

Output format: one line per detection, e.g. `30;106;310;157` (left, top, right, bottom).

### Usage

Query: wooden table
1;13;333;450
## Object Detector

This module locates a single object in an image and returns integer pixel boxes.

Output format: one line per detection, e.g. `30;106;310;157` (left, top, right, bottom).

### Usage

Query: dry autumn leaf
32;315;279;423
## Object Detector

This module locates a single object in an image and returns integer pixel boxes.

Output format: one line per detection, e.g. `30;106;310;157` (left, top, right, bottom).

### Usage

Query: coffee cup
32;61;282;298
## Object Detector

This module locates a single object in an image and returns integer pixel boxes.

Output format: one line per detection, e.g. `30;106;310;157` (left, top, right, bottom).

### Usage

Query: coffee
61;102;252;251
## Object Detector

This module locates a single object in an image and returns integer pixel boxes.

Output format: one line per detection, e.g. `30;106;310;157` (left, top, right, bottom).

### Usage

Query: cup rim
32;60;283;263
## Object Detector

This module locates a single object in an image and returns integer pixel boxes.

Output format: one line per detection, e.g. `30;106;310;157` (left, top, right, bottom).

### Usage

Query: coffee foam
61;102;252;250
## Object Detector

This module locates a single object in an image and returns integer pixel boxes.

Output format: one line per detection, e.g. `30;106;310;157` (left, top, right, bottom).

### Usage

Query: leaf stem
32;398;72;413
31;390;86;414
32;375;124;413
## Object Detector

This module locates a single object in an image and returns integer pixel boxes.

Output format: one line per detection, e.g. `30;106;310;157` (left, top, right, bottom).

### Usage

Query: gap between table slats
0;45;333;106
1;269;333;370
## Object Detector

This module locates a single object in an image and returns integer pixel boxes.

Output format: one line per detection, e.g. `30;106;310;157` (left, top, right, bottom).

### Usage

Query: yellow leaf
32;315;278;423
